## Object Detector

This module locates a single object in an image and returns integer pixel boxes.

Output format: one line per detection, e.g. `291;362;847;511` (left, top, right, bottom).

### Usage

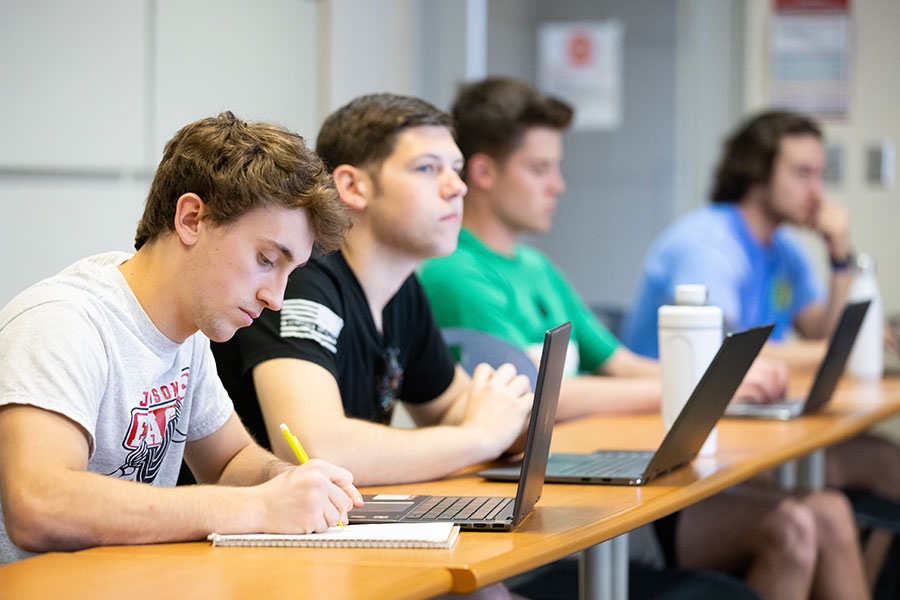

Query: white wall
0;0;321;306
483;0;687;310
2;0;897;317
318;0;425;114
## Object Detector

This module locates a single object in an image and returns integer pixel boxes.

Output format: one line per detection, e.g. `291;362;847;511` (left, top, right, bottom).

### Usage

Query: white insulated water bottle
659;284;723;455
847;253;884;379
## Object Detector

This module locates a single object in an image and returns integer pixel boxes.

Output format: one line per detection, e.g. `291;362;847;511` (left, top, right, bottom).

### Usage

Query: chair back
441;327;539;391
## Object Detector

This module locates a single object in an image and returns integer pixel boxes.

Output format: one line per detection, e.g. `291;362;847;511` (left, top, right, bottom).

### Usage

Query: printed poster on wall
771;3;852;119
537;21;624;131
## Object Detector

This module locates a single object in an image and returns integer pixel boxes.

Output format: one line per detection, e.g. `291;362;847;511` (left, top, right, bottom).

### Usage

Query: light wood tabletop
2;376;898;598
289;375;900;592
0;542;454;600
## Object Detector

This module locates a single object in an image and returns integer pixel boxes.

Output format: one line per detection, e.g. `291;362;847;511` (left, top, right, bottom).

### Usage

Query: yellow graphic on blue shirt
771;278;794;311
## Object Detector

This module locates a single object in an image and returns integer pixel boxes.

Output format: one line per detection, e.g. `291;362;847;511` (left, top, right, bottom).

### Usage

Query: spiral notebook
208;522;460;549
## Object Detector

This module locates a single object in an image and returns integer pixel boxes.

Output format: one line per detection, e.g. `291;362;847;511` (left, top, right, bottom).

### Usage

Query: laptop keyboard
405;496;513;521
550;451;652;477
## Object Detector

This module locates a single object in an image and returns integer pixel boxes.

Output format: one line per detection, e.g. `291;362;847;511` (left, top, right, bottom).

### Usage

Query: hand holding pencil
280;423;358;528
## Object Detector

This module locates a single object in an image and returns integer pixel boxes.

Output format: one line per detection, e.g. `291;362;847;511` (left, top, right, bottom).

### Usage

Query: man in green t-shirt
419;77;868;598
420;80;785;421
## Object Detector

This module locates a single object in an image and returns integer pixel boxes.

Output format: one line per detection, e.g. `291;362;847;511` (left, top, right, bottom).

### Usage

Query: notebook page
208;522;459;549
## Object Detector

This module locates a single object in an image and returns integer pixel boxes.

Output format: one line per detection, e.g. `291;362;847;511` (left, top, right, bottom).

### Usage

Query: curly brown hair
135;111;349;252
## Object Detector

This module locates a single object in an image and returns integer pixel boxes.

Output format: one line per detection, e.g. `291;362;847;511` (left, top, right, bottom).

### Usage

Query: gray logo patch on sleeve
279;299;344;354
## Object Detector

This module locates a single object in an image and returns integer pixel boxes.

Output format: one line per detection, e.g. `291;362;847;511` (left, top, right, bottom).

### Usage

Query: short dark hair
315;94;452;174
135;111;348;252
451;77;573;164
711;110;823;203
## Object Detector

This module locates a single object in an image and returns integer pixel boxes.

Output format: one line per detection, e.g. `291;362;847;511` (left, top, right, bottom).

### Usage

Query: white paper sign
538;21;624;131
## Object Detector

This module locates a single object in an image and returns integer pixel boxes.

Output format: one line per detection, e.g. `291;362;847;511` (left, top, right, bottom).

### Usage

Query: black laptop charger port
474;524;487;528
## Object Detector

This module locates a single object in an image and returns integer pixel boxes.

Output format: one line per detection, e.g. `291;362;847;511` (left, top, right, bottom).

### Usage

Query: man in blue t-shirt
623;110;900;551
623;111;851;366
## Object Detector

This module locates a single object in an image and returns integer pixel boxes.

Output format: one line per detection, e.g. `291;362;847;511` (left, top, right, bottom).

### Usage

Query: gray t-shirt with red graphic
0;252;233;565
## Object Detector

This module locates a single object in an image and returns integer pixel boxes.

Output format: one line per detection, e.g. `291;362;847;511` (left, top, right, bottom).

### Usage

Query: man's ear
333;165;373;211
466;153;498;191
173;193;206;246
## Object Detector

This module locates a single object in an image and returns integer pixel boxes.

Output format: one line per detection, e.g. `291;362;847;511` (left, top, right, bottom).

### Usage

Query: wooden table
342;376;900;595
2;377;897;600
0;542;453;600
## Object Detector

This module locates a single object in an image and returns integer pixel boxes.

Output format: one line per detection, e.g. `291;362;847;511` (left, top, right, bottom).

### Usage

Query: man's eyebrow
264;239;294;263
412;152;463;163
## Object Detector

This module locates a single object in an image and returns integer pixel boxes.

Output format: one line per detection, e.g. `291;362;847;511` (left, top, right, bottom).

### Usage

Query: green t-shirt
419;229;620;374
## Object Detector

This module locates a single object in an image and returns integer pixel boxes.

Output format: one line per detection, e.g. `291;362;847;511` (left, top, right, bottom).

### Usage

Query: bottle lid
659;304;723;328
674;284;708;306
855;253;875;273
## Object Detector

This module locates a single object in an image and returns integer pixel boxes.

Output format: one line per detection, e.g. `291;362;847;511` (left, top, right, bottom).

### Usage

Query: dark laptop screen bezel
802;300;871;414
510;321;570;524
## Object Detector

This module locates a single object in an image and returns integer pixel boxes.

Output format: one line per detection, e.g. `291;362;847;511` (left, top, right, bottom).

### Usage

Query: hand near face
812;198;851;262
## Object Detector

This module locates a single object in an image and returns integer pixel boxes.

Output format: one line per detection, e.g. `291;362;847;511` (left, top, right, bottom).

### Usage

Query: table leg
579;533;629;600
797;450;826;491
774;450;825;492
774;460;797;490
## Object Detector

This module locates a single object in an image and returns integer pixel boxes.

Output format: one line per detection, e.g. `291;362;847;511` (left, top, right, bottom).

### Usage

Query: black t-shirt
211;251;456;449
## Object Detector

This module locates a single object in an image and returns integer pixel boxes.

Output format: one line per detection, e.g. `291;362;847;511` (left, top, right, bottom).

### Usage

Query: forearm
600;347;662;378
281;418;492;486
217;442;288;486
760;339;828;373
5;469;263;553
556;375;661;422
802;271;854;339
823;270;855;333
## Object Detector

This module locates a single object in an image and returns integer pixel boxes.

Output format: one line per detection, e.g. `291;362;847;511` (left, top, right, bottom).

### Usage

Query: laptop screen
511;321;571;523
803;300;871;414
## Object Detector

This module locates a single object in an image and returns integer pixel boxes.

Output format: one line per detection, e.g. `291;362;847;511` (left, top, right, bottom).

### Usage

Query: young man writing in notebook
211;94;533;487
0;112;362;566
418;78;868;599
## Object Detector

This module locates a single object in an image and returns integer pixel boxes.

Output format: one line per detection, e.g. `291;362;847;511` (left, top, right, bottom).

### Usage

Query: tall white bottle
658;285;723;455
847;253;884;379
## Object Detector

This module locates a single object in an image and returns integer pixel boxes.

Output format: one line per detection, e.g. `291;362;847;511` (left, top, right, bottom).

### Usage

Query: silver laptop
347;322;570;530
480;325;773;486
725;300;870;420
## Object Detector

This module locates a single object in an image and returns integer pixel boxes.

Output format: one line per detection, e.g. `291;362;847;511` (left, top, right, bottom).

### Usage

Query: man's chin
202;324;240;344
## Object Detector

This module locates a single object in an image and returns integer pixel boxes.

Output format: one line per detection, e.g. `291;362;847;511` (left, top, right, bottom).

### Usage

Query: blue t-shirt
622;204;825;357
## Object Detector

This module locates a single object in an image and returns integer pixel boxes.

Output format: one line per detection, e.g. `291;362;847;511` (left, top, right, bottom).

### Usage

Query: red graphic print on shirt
109;367;189;483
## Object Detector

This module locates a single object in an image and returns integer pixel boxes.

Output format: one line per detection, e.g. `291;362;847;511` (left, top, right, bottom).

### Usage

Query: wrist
459;421;501;460
830;252;854;272
216;485;265;534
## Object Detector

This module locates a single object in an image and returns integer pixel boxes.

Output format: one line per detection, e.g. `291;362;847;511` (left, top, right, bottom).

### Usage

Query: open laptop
479;324;773;486
725;300;871;420
347;321;570;530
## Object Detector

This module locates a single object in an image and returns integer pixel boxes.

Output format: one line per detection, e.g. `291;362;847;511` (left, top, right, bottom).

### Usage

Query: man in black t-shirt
212;94;533;486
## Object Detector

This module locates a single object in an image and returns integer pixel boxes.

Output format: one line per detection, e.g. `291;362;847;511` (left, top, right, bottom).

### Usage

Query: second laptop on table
480;324;773;486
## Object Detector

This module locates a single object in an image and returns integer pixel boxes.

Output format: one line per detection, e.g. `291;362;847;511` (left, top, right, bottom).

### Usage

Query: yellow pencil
280;422;310;463
280;423;342;528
